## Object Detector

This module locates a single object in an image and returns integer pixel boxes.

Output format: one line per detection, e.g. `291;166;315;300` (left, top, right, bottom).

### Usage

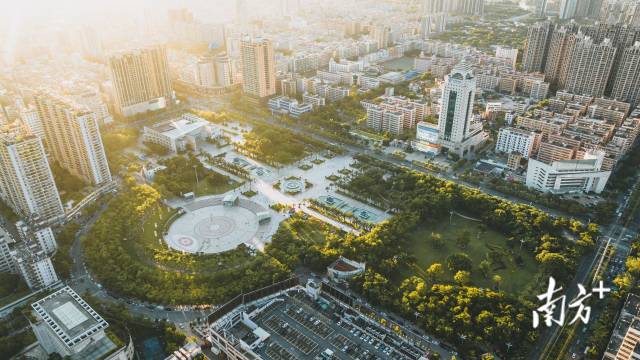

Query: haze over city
0;0;640;359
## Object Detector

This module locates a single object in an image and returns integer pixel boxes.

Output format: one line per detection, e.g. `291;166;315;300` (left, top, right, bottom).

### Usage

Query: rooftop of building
209;281;429;360
31;286;108;349
605;294;640;357
146;114;209;139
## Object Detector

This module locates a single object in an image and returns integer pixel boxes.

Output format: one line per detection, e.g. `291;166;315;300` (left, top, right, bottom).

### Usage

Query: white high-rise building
0;129;64;224
419;14;447;38
195;56;217;88
437;64;487;157
16;221;57;255
34;94;112;186
370;25;391;49
564;35;617;97
11;242;58;290
20;107;45;138
31;287;113;358
559;0;578;19
215;53;233;87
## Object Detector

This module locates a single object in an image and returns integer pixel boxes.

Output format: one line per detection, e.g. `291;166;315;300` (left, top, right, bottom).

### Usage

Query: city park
82;114;598;358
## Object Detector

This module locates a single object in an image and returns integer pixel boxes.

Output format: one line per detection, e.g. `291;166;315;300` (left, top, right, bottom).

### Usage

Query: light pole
193;165;199;189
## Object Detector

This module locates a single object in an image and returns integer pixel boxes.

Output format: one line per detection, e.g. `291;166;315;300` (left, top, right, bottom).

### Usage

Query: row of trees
486;178;591;218
322;157;597;358
154;154;230;196
83;184;291;305
83;154;595;358
101;128;139;175
584;237;640;358
238;125;308;165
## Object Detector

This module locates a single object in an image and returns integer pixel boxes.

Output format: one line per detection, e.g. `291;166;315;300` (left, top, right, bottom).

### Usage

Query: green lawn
283;216;329;244
194;179;241;196
407;215;537;294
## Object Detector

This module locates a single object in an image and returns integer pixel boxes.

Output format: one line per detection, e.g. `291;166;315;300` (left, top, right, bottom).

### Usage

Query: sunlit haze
1;0;640;359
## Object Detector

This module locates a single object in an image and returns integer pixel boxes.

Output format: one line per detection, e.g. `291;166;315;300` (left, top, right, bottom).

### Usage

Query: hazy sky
0;0;240;29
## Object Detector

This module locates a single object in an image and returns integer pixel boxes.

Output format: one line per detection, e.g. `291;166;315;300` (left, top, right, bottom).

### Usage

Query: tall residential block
108;45;173;117
0;226;15;273
370;25;392;49
240;37;276;99
215;53;234;87
11;242;59;290
0;130;64;224
34;94;112;186
523;22;553;73
535;0;548;17
612;41;640;106
559;0;579;19
564;35;616;97
544;24;579;86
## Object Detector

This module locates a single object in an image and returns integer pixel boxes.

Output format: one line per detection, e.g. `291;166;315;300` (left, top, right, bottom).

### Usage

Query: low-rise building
604;294;640;360
302;93;326;108
268;96;313;118
316;84;350;102
142;113;212;153
507;151;523;171
495;127;542;159
30;286;134;359
525;150;611;194
327;257;366;281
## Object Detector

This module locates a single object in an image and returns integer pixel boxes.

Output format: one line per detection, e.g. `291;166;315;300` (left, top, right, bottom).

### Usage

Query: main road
229;107;575;220
533;177;640;359
66;200;210;326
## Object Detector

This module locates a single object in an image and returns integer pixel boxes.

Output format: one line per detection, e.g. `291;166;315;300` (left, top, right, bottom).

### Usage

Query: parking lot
249;290;426;360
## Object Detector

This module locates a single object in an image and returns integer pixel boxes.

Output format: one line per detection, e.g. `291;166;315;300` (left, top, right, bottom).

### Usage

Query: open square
165;196;279;254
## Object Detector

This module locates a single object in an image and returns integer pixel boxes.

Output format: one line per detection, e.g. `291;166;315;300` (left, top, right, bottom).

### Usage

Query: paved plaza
165;196;279;254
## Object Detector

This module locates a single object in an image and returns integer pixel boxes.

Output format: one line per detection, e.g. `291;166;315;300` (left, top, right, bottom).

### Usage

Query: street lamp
193;165;199;188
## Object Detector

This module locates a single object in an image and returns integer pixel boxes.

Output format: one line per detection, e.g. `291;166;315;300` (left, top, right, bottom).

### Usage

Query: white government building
142;113;216;153
525;150;611;194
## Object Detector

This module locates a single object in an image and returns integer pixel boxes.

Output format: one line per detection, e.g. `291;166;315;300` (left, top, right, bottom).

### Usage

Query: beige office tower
564;35;617;97
108;45;173;117
0;130;64;224
523;21;553;73
612;41;640;106
34;94;112;186
240;37;276;98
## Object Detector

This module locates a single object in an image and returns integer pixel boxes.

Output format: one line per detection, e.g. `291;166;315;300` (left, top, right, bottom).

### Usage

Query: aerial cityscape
1;0;640;359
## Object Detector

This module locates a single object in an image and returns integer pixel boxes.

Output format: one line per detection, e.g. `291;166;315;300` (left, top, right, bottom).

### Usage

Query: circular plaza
165;195;276;254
